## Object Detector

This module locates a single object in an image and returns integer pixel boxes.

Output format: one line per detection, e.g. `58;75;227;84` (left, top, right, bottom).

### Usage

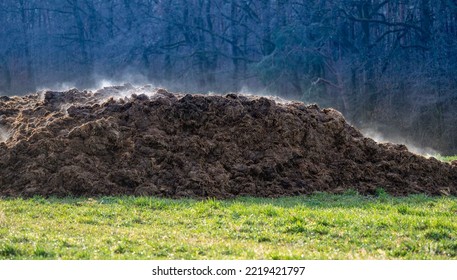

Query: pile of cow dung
0;84;456;198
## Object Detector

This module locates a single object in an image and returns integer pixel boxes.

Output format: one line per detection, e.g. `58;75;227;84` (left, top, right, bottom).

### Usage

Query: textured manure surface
0;85;456;198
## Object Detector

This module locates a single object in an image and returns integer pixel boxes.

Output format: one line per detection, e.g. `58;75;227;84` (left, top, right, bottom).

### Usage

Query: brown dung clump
0;85;456;198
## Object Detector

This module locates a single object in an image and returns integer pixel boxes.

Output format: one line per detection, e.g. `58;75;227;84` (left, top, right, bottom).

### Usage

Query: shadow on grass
5;190;454;211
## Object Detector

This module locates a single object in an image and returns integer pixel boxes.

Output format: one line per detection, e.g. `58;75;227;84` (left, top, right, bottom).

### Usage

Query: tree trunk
205;0;217;86
231;0;240;89
0;56;12;93
420;0;433;45
261;0;274;56
71;0;93;84
19;0;35;92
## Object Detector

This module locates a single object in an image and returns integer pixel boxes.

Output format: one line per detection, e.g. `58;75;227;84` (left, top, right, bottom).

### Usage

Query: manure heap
1;85;456;198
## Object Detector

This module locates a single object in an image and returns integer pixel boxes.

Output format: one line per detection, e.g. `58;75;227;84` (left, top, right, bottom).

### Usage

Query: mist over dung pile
1;0;457;154
0;86;456;198
0;126;9;142
361;129;439;158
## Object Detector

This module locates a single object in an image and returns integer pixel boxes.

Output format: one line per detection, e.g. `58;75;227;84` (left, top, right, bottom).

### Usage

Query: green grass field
435;155;457;162
1;192;456;260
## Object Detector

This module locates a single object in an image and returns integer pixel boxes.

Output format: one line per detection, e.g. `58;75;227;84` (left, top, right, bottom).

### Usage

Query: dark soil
0;85;456;198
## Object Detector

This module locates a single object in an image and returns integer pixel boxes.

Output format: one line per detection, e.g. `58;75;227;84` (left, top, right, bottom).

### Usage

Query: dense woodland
1;0;457;154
